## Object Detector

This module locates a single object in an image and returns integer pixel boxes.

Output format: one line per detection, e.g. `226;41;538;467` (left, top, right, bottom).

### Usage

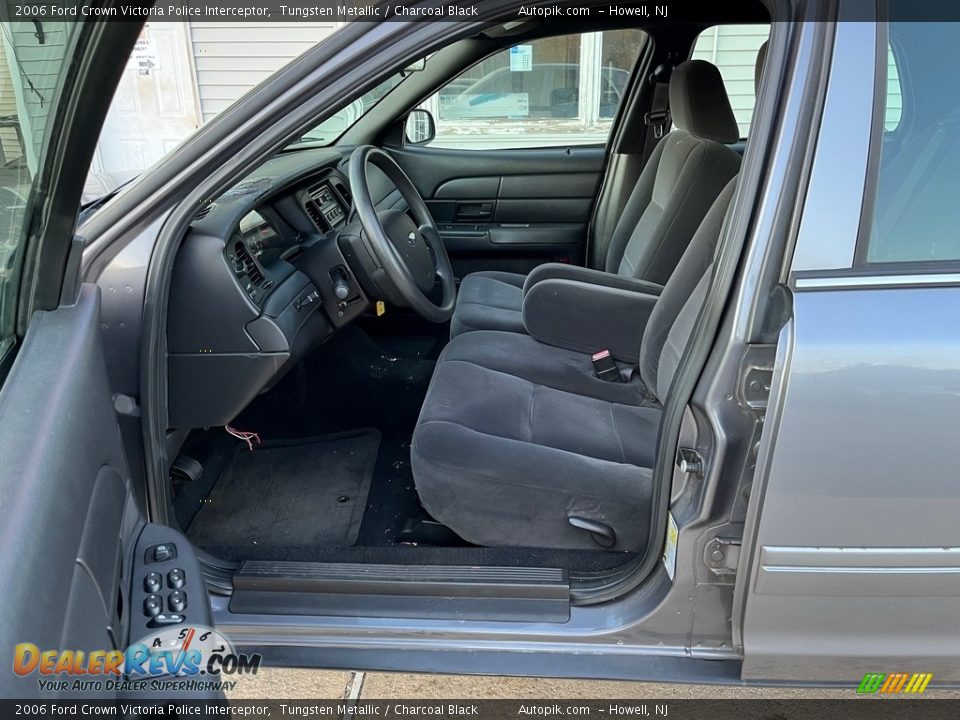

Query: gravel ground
227;668;960;700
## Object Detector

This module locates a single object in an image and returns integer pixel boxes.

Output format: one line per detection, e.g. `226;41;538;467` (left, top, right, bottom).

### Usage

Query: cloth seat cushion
450;271;526;337
411;330;660;551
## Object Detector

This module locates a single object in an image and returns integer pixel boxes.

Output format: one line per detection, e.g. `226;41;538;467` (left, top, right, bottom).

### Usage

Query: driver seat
411;178;738;551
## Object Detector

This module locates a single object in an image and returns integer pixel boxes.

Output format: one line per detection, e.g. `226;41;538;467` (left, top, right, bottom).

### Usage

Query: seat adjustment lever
568;516;616;548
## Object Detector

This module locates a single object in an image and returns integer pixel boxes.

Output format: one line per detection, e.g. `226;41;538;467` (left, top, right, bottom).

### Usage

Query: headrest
755;40;769;95
669;59;740;144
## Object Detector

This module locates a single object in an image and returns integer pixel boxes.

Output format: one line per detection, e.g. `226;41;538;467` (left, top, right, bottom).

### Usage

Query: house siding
189;22;339;122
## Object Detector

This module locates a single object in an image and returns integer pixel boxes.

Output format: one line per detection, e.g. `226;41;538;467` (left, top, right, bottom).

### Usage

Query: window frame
788;22;877;278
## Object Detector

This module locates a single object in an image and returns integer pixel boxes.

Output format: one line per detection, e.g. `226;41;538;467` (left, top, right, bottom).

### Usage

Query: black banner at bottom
1;699;959;720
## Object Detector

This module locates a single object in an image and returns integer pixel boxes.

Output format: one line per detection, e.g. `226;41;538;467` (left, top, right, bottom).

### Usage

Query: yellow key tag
376;300;386;317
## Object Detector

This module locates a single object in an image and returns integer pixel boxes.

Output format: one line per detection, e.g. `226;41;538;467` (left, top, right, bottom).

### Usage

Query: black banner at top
5;0;960;23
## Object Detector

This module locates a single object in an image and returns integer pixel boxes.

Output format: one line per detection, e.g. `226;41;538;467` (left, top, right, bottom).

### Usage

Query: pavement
227;668;960;700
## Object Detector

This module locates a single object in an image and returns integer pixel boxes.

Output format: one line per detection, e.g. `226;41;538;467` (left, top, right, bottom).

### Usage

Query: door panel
0;287;217;697
391;145;604;277
0;287;140;696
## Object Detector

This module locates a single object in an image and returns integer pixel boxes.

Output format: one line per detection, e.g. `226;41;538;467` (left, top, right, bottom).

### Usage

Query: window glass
422;30;648;150
865;23;960;264
0;22;82;354
295;72;405;144
691;24;770;138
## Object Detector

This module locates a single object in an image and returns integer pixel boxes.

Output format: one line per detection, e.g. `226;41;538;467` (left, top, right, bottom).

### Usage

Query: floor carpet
187;429;380;550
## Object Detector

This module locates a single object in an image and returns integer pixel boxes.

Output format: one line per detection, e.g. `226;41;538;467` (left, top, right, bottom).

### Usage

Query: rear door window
863;23;960;264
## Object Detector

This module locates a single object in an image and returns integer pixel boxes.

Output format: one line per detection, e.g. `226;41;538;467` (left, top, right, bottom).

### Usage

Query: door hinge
704;537;742;577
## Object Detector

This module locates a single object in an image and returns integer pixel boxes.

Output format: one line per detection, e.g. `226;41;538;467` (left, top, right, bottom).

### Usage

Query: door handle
455;202;493;222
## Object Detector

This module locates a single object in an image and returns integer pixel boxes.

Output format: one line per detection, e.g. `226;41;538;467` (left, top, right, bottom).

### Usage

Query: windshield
81;23;408;205
290;72;406;146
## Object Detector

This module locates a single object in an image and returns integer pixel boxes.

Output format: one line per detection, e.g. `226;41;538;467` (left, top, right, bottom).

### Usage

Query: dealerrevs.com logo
12;626;261;693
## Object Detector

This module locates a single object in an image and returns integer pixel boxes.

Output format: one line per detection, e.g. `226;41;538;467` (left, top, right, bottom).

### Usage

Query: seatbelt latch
591;349;622;382
644;109;670;139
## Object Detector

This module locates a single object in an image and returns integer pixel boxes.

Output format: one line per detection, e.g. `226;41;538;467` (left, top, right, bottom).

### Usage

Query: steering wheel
348;146;456;323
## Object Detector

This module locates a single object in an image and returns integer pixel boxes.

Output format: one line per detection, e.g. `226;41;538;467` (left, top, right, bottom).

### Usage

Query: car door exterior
740;16;960;685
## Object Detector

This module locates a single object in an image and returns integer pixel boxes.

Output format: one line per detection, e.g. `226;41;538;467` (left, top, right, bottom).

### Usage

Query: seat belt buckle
644;110;669;139
591;349;622;382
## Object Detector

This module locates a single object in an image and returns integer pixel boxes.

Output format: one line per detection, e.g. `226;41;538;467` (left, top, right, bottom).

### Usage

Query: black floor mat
187;429;380;550
230;325;442;546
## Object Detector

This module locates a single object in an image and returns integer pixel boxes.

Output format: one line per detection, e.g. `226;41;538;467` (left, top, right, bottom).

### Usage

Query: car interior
160;9;772;593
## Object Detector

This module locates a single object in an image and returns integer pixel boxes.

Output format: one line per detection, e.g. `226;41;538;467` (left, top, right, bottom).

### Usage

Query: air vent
194;203;215;220
304;201;328;231
330;180;351;206
233;242;265;286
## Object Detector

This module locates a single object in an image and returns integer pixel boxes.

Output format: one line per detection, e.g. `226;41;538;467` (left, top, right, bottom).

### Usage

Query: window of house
421;30;648;151
691;24;770;138
863;23;960;264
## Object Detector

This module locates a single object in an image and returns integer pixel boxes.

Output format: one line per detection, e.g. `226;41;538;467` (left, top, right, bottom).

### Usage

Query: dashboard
166;148;402;429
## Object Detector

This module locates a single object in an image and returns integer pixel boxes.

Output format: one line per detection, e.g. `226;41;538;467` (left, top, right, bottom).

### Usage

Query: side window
0;23;80;358
422;30;648;150
864;23;960;264
691;24;770;139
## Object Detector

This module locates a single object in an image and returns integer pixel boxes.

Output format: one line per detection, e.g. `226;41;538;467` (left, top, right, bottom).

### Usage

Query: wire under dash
224;424;261;452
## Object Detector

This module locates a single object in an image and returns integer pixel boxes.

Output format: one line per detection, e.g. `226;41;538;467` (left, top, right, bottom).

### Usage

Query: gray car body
68;2;959;687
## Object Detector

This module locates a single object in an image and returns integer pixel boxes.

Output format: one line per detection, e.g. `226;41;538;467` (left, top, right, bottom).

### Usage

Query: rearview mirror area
405;109;436;145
